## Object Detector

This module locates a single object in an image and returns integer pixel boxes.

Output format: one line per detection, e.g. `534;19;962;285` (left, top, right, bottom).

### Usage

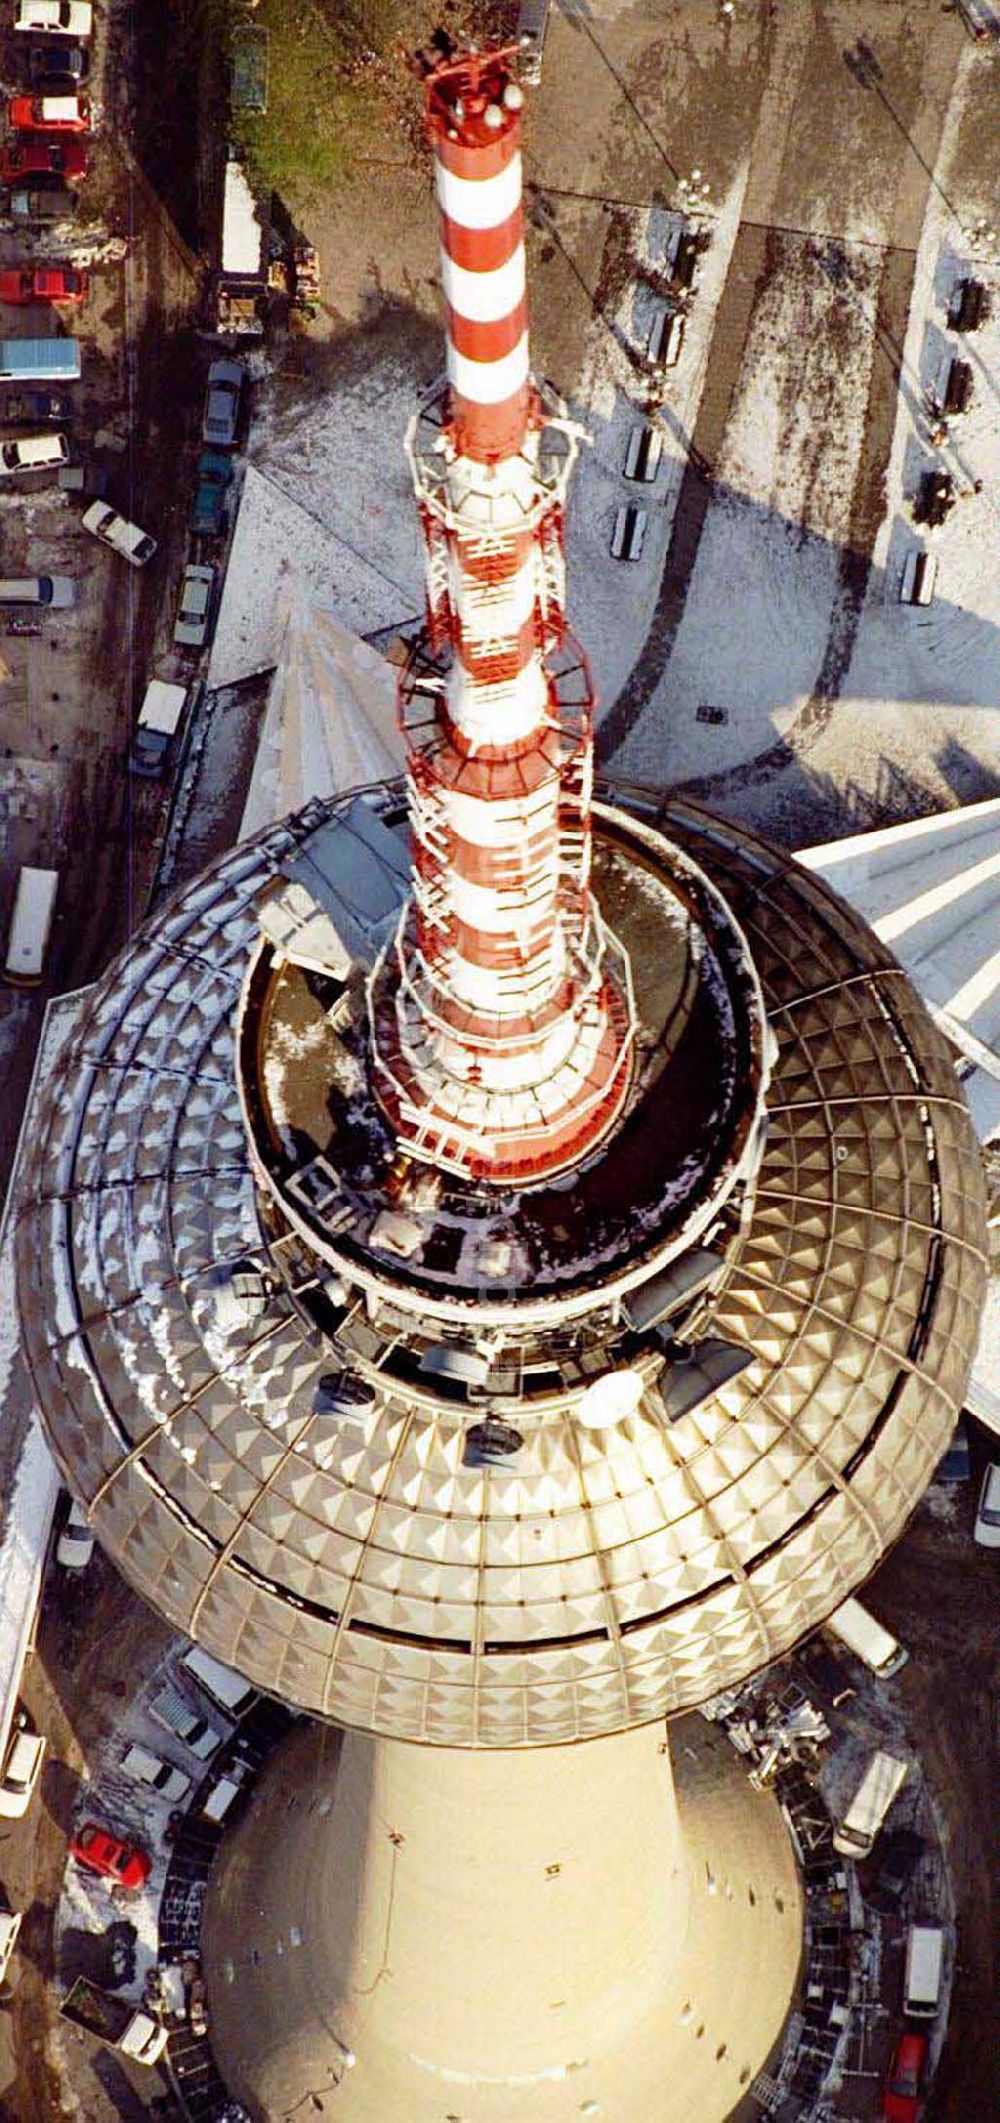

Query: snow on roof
222;159;265;278
239;588;404;838
799;798;1000;1084
207;466;418;693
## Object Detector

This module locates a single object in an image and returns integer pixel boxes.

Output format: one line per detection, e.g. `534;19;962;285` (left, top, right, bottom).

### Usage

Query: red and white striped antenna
370;44;636;1184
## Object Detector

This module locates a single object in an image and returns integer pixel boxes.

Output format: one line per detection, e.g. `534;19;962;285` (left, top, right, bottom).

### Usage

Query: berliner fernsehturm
16;42;987;2123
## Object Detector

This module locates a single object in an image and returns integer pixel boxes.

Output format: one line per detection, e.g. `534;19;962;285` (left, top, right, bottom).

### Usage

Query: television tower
16;45;987;2123
370;46;635;1184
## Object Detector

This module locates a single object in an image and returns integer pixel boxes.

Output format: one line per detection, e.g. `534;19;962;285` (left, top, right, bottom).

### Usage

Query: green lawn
227;0;415;204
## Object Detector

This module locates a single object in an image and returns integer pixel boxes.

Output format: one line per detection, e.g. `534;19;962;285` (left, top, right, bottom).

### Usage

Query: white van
974;1463;1000;1547
900;548;937;607
825;1596;908;1677
181;1647;257;1718
129;679;186;778
903;1923;944;2018
121;1743;190;1802
200;1770;247;1825
0;431;69;475
0;1911;21;1989
0;575;75;607
4;865;58;984
0;1722;46;1819
832;1749;908;1858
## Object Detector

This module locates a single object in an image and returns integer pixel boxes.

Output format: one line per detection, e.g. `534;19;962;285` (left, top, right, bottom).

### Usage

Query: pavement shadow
56;1918;138;1993
91;2048;161;2122
42;1755;84;1837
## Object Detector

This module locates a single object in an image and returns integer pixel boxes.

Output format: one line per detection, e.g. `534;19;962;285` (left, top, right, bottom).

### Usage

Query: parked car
794;1636;857;1709
0;264;87;305
0;430;68;475
9;180;78;222
8;92;89;131
517;0;551;85
201;356;244;447
974;1462;1000;1547
27;41;88;86
56;1495;94;1564
129;677;186;778
882;2029;927;2122
190;447;233;535
0;1717;46;1819
934;1417;970;1484
14;1;94;34
173;562;215;648
865;1826;924;1914
0;573;74;606
0;1911;21;1993
70;1822;151;1890
0;388;72;423
1;135;88;183
181;1647;257;1718
82;499;156;567
120;1744;190;1802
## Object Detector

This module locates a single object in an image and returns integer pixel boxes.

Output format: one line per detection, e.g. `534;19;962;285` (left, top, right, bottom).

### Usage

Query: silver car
201;357;244;447
173;562;216;648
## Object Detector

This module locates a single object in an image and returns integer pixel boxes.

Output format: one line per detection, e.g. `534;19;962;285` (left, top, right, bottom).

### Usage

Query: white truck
59;1976;168;2063
832;1749;908;1858
3;865;58;984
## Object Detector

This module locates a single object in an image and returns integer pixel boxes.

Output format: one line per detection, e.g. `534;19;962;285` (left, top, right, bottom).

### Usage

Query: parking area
0;0;228;1186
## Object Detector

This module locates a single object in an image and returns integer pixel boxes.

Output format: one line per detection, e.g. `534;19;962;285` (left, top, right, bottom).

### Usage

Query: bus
0;338;81;383
3;866;58;984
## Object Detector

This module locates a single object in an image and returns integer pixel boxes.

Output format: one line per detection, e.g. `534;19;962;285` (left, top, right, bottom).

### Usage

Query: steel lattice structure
371;48;636;1182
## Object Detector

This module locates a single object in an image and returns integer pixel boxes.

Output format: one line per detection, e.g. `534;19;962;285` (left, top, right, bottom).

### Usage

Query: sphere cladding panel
15;791;988;1747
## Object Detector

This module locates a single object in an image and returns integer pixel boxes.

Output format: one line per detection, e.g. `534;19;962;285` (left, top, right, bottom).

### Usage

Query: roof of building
15;787;987;1746
239;592;402;840
801;798;1000;1142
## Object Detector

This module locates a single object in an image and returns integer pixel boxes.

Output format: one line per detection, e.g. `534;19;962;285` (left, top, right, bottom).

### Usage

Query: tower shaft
370;50;636;1183
203;1718;802;2120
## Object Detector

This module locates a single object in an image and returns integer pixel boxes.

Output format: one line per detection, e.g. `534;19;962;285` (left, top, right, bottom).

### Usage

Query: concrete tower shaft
202;1717;802;2122
370;48;636;1184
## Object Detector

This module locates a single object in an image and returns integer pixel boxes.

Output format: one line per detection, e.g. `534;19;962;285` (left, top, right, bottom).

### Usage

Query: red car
0;265;87;305
70;1822;152;1891
1;134;88;183
7;93;90;133
883;2030;928;2122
